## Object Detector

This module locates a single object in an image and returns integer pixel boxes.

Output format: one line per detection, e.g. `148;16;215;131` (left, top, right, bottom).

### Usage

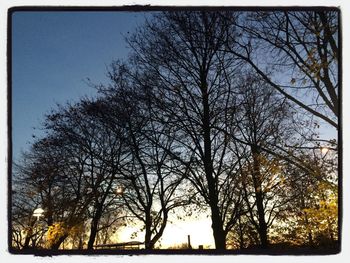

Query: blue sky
10;12;217;247
12;11;148;159
11;10;337;160
9;9;338;249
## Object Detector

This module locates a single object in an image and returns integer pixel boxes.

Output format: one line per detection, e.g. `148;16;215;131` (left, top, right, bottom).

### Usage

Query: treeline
11;10;338;251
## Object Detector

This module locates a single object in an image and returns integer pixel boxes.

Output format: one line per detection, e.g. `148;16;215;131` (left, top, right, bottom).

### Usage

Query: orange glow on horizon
115;214;215;249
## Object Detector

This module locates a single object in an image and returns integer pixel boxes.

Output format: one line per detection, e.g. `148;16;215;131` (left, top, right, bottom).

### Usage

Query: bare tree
96;68;190;249
126;11;245;249
224;10;338;129
11;9;338;253
229;75;299;248
12;136;71;249
44;100;126;250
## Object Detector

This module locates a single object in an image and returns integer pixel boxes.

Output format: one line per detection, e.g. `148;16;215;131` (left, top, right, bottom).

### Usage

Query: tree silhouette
225;10;339;128
11;9;339;253
127;12;245;249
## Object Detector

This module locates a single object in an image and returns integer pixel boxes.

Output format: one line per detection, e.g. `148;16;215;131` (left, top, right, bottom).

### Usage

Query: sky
11;10;216;248
11;11;340;250
10;9;338;249
117;213;215;248
3;1;349;263
11;10;337;161
11;11;148;159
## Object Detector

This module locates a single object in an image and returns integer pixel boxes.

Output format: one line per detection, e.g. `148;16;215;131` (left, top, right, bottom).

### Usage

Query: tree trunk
210;206;226;249
202;77;226;249
302;198;314;247
308;232;314;247
50;234;68;250
144;214;153;249
238;216;245;249
78;236;84;249
22;219;36;249
252;147;269;248
23;233;32;249
256;192;269;248
87;218;98;250
87;212;101;250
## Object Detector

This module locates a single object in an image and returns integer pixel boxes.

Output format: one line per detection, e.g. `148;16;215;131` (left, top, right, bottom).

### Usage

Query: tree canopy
11;9;339;253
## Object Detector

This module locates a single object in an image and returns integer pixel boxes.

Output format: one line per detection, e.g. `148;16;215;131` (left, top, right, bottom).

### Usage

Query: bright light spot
33;207;44;219
115;213;215;249
321;147;329;154
116;186;124;195
160;216;214;249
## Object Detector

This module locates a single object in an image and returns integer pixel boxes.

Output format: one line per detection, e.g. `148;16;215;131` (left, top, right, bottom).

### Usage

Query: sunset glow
10;8;339;255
